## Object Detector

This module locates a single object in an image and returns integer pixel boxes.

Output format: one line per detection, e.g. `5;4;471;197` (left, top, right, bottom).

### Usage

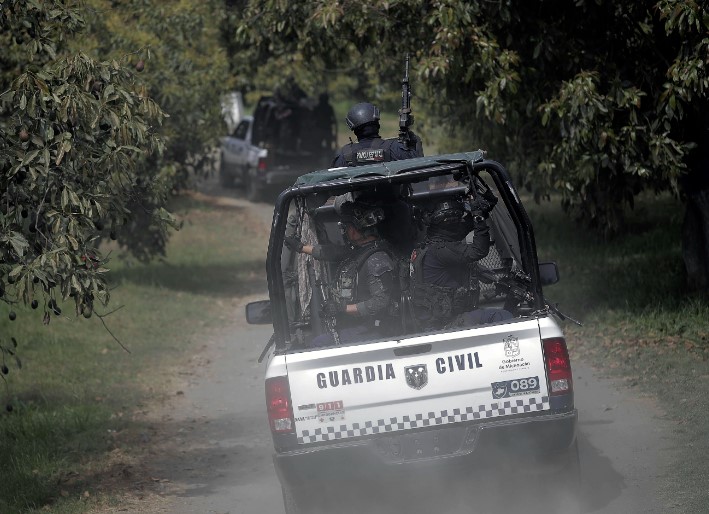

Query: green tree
1;0;171;322
82;0;231;184
80;0;232;261
226;0;709;292
1;0;232;329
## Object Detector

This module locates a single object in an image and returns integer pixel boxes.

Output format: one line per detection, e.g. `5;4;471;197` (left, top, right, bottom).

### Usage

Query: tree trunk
680;105;709;295
682;190;709;293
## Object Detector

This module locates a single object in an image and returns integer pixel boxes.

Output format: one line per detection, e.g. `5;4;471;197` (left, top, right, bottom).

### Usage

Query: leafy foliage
81;0;232;187
2;52;171;308
1;0;231;333
225;0;709;237
533;1;707;233
226;1;515;115
79;0;232;262
1;0;169;324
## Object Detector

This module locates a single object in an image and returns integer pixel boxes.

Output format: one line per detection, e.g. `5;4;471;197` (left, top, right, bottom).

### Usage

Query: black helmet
349;204;385;231
345;102;380;131
425;198;466;226
334;195;385;232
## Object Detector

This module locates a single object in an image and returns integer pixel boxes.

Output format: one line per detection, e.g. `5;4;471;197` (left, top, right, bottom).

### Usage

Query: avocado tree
1;0;173;329
81;0;231;187
226;0;709;292
1;0;232;337
79;0;232;261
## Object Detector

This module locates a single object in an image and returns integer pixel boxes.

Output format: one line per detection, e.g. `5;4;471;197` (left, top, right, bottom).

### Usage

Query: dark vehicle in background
219;93;337;201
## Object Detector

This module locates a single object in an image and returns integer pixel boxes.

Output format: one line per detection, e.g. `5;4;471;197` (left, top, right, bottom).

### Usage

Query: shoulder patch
366;251;394;277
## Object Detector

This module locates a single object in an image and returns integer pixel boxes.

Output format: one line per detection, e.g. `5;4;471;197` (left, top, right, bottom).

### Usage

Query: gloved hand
284;236;304;253
323;297;347;317
469;193;498;218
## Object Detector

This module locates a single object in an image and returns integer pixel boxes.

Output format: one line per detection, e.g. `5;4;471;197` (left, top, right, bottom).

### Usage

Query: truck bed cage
267;153;543;348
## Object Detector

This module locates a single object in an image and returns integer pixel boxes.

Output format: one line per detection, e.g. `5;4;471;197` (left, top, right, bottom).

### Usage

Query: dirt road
108;183;677;514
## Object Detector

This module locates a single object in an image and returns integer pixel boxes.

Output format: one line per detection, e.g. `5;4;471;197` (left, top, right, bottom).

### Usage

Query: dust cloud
293;458;580;514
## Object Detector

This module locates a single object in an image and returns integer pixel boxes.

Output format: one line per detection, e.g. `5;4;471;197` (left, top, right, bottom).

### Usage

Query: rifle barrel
306;260;325;336
399;54;412;139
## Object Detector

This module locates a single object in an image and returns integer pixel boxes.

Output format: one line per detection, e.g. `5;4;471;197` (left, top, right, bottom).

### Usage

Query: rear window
252;96;336;158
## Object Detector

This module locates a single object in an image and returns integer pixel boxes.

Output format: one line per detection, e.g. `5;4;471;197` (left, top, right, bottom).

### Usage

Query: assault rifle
306;259;325;336
398;54;414;147
476;265;535;312
306;259;340;344
476;265;583;325
460;168;498;207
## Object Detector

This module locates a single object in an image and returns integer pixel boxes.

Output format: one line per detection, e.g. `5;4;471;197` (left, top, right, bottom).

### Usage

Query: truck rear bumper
273;409;577;489
258;169;307;187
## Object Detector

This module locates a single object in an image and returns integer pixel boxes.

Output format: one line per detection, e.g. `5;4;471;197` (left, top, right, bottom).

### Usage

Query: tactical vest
333;240;396;304
343;138;396;166
409;243;479;327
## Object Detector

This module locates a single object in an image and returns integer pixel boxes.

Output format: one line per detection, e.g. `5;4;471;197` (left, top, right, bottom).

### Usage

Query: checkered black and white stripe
297;396;550;444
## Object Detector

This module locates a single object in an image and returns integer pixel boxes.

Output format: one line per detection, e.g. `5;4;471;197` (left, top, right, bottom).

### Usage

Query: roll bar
265;159;543;349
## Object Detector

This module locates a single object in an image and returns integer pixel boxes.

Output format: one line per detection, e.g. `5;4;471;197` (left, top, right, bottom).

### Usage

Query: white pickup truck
246;151;579;513
219;95;336;201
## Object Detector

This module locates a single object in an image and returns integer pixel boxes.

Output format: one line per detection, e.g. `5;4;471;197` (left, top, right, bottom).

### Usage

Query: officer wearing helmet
332;102;423;167
409;192;511;330
285;196;397;346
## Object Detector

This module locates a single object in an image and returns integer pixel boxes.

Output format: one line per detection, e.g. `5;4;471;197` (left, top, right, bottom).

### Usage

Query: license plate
374;426;466;462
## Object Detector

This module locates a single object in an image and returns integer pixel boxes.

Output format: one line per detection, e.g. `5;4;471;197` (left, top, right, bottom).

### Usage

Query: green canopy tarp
292;150;486;186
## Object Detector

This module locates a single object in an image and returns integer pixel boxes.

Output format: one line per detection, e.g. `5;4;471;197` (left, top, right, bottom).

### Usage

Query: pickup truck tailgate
285;319;549;444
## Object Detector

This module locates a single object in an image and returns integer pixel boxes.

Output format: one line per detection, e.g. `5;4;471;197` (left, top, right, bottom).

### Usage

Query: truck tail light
266;376;294;433
257;157;268;171
543;337;573;396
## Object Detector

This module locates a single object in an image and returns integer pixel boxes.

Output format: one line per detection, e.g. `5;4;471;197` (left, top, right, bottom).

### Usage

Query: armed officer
285;198;398;347
410;193;512;330
332;102;423;167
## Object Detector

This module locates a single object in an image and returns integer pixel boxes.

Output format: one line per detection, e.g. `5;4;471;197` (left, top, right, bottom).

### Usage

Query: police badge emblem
491;381;509;399
405;364;428;390
504;335;520;357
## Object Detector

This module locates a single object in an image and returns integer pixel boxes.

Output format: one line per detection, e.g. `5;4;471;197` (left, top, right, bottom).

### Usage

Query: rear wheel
281;486;302;514
541;441;581;513
504;441;580;514
218;155;233;188
245;171;263;202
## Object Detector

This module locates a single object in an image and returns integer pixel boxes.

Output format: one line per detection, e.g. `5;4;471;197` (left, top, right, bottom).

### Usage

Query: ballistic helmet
345;102;380;131
425;198;466;226
334;194;385;233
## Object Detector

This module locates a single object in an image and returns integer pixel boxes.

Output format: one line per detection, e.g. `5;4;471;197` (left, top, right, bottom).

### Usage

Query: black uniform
310;241;396;347
410;219;490;328
332;131;423;167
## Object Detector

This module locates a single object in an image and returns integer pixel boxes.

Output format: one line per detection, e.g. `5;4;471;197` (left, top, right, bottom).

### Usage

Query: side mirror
539;261;560;286
245;300;272;324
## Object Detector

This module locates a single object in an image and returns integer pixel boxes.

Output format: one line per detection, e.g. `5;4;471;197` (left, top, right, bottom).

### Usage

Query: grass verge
0;192;267;513
527;193;709;511
3;185;707;511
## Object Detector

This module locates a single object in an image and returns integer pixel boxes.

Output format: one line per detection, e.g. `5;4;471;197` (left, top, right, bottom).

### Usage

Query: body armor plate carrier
331;241;400;333
343;138;396;166
332;241;396;304
409;244;479;328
